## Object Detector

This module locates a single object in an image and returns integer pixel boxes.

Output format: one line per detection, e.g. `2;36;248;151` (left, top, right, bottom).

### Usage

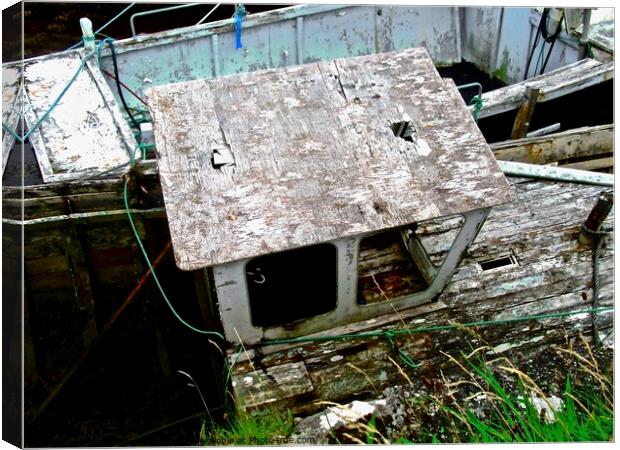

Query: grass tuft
432;341;613;443
200;408;294;446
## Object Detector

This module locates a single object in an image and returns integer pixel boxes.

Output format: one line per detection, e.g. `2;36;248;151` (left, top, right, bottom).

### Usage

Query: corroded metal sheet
147;47;514;270
22;51;137;182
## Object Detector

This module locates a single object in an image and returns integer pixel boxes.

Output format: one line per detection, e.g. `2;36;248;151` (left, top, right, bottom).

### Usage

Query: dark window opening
479;252;518;271
391;121;415;142
247;243;337;328
357;229;428;305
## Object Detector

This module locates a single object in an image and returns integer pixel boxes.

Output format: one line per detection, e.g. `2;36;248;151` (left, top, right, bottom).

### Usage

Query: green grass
433;345;613;443
200;408;294;446
200;338;612;445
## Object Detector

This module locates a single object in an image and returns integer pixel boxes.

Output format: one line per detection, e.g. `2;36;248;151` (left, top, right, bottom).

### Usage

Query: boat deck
229;175;613;414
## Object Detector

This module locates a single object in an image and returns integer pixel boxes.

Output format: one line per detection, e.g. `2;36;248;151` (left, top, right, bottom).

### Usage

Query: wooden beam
478;59;613;119
510;87;540;139
2;207;166;229
561;157;614;172
491;124;613;165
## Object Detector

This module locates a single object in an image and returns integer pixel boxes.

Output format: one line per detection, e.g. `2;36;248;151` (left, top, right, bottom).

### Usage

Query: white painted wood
21;51;137;182
2;63;21;174
478;59;613;118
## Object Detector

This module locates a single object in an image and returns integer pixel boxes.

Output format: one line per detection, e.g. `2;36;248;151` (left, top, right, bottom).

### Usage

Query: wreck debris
146;48;514;344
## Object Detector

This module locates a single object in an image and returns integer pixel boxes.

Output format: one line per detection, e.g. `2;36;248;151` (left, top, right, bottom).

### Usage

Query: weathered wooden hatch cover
147;47;514;271
3;51;138;182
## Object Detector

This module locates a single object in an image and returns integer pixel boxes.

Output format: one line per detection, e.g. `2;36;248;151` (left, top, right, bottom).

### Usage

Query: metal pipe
457;82;483;98
582;191;613;234
498;160;614;186
296;16;304;64
526;122;561;137
130;3;202;36
580;9;593;44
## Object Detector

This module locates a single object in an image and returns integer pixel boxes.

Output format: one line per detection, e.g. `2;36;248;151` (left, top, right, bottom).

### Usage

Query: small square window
246;244;338;327
357;229;428;305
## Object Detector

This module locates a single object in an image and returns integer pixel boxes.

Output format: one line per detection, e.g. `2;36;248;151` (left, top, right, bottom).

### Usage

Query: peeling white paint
519;394;564;423
319;400;377;430
22;52;135;181
488;335;544;354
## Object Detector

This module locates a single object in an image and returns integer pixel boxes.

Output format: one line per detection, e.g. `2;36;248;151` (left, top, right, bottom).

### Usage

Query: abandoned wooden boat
1;3;613;446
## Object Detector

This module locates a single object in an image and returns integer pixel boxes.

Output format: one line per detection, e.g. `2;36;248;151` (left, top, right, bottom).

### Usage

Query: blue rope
234;4;247;50
3;38;114;144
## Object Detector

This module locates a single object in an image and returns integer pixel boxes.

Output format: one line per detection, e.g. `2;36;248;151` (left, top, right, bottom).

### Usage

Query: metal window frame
212;207;490;344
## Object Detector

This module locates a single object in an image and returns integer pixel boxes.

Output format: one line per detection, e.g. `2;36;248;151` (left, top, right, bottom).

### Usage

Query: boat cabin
146;48;514;344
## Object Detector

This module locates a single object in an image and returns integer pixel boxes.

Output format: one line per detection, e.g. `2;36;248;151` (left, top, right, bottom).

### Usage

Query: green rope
261;307;614;348
123;149;223;340
223;348;244;412
469;95;483;123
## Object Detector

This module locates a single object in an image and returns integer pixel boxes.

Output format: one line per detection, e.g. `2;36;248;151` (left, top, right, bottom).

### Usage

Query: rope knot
383;329;397;345
469;95;483;123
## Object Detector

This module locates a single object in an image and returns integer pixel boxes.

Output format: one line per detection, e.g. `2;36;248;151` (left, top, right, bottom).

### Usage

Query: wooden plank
26;255;70;275
2;174;164;221
147;47;513;270
27;271;75;292
561;157;614;171
510;87;539;139
229;176;614;413
231;361;314;411
491;124;613;165
1;162;159;200
24;297;39;387
479;59;613;118
3;207;166;229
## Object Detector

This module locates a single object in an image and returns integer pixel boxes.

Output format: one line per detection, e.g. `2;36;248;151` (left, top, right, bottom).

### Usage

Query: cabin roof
146;47;514;270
